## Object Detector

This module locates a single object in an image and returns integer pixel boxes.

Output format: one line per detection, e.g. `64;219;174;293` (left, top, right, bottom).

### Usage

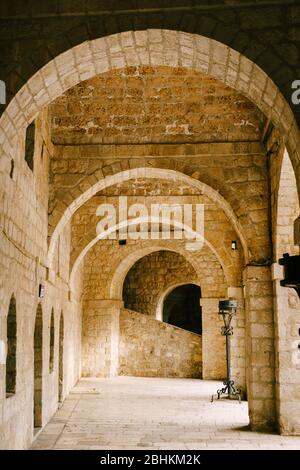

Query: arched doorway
6;295;17;397
118;251;204;378
122;251;199;318
163;284;202;335
58;312;64;403
33;304;43;431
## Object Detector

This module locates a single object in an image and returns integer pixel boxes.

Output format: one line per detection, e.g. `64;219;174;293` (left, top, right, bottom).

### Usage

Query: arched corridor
1;5;300;450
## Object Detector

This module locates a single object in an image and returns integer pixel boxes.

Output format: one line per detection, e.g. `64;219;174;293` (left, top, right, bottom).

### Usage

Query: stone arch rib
57;168;248;282
0;30;298;180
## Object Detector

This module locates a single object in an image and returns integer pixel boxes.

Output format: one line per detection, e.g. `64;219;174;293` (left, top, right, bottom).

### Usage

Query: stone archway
122;252;200;318
0;31;299;275
109;239;229;302
70;214;234;295
1;30;298;180
62;167;247;294
156;282;199;322
275;149;300;260
119;251;201;380
1;27;300;448
81;238;230;377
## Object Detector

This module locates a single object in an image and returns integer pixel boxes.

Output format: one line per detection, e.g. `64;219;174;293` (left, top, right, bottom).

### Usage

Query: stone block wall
119;308;202;378
271;150;300;434
48;66;270;267
268;139;300;435
80;234;229;376
200;298;227;381
80;237;230;380
123;250;198;317
1;24;299;447
81;240;228;305
273;281;300;435
0;108;83;450
1;5;300;130
244;266;276;431
50;153;270;269
50;66;263;145
71;188;241;290
82;300;121;378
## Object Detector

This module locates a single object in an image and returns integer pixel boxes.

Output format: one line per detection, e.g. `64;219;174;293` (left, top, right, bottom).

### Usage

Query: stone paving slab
31;377;300;450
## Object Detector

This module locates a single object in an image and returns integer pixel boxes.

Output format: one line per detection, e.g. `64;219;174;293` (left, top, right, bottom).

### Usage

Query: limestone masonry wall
50;66;263;145
123;250;198;317
0;104;83;450
119;309;202;378
81;241;229;381
1;26;299;448
48;64;270;267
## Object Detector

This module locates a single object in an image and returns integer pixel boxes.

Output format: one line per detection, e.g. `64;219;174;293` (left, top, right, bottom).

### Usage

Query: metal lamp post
211;299;242;403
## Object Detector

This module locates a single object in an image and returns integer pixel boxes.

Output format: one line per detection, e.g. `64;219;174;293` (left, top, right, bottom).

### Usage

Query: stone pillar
243;266;276;431
200;298;226;380
272;262;300;435
81;299;123;377
227;287;246;392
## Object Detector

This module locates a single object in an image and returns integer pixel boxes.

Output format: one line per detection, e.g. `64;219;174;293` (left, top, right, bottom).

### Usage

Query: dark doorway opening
163;284;202;335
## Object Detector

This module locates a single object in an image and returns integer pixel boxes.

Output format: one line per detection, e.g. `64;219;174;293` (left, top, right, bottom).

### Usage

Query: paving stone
31;377;300;450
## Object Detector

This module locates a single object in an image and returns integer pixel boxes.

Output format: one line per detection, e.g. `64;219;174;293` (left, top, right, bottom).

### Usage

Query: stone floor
31;377;300;450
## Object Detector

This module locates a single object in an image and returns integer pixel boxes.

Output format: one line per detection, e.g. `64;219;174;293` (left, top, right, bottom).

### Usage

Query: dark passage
163;284;202;335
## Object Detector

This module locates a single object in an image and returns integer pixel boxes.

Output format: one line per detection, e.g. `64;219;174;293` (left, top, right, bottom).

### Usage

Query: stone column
272;262;300;435
227;287;246;392
81;299;123;377
200;298;226;380
243;265;276;431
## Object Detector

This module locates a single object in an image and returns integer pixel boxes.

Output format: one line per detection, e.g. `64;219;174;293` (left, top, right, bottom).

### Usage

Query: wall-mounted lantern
279;253;300;298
